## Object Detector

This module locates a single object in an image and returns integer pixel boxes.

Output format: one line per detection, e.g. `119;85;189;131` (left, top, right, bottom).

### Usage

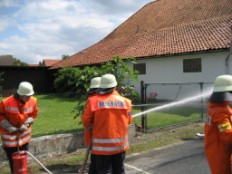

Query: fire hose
27;151;53;174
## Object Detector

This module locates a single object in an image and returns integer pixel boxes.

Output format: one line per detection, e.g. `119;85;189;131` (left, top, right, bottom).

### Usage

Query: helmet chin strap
19;96;27;103
98;87;115;94
14;93;29;103
209;92;232;102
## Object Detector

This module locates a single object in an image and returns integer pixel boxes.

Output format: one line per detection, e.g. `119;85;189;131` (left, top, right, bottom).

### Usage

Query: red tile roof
43;59;60;67
29;64;39;67
51;0;232;69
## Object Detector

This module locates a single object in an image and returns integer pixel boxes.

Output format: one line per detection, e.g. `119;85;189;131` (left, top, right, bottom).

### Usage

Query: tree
62;55;69;60
54;56;138;97
39;61;44;66
13;58;28;66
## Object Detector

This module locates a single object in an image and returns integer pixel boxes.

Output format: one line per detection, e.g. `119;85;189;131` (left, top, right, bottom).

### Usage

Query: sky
0;0;153;64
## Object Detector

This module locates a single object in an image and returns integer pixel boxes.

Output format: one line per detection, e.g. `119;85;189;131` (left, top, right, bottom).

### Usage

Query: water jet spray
132;90;212;118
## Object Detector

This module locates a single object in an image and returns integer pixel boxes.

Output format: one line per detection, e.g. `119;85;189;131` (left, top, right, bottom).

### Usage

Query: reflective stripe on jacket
204;101;232;174
82;90;132;155
1;128;32;147
0;95;38;147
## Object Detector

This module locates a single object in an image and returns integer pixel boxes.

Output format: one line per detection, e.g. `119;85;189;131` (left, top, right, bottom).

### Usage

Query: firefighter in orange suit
0;81;38;174
84;76;101;174
82;74;132;174
205;75;232;174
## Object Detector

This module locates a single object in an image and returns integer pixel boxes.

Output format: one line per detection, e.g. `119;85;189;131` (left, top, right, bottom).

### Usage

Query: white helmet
99;74;117;88
89;77;101;89
17;81;34;96
213;75;232;92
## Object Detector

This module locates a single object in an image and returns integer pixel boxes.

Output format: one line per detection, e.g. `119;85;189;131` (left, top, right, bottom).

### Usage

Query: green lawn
34;95;203;136
132;106;202;130
32;94;83;137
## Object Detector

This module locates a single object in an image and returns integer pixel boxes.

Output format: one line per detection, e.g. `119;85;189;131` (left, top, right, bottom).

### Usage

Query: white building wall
129;51;231;100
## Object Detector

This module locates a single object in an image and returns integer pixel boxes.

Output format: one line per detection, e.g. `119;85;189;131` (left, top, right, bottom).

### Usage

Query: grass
132;106;202;130
0;94;203;137
31;94;83;137
16;94;202;137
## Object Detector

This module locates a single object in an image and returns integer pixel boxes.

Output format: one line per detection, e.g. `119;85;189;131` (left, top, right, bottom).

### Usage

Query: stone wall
0;124;136;164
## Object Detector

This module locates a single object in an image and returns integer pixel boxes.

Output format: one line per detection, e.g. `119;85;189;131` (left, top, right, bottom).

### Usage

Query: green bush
53;56;140;119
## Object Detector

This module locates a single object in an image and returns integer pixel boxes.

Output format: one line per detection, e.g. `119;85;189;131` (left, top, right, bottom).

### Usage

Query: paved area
125;138;210;174
28;137;210;174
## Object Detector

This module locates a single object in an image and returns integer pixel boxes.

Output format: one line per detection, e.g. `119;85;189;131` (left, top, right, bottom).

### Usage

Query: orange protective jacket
0;95;38;147
83;93;96;147
81;90;132;155
204;101;232;174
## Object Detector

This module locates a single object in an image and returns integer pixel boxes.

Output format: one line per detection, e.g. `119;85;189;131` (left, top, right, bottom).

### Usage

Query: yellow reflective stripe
93;136;128;144
92;142;129;152
218;122;232;132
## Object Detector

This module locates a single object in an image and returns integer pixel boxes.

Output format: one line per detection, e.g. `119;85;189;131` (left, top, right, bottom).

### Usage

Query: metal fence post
140;81;147;132
200;82;204;120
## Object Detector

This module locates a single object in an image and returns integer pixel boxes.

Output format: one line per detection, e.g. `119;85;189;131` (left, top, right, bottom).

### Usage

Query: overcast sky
0;0;153;64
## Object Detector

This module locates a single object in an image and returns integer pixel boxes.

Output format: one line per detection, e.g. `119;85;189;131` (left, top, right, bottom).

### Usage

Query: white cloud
0;0;17;7
0;0;153;64
0;17;9;32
